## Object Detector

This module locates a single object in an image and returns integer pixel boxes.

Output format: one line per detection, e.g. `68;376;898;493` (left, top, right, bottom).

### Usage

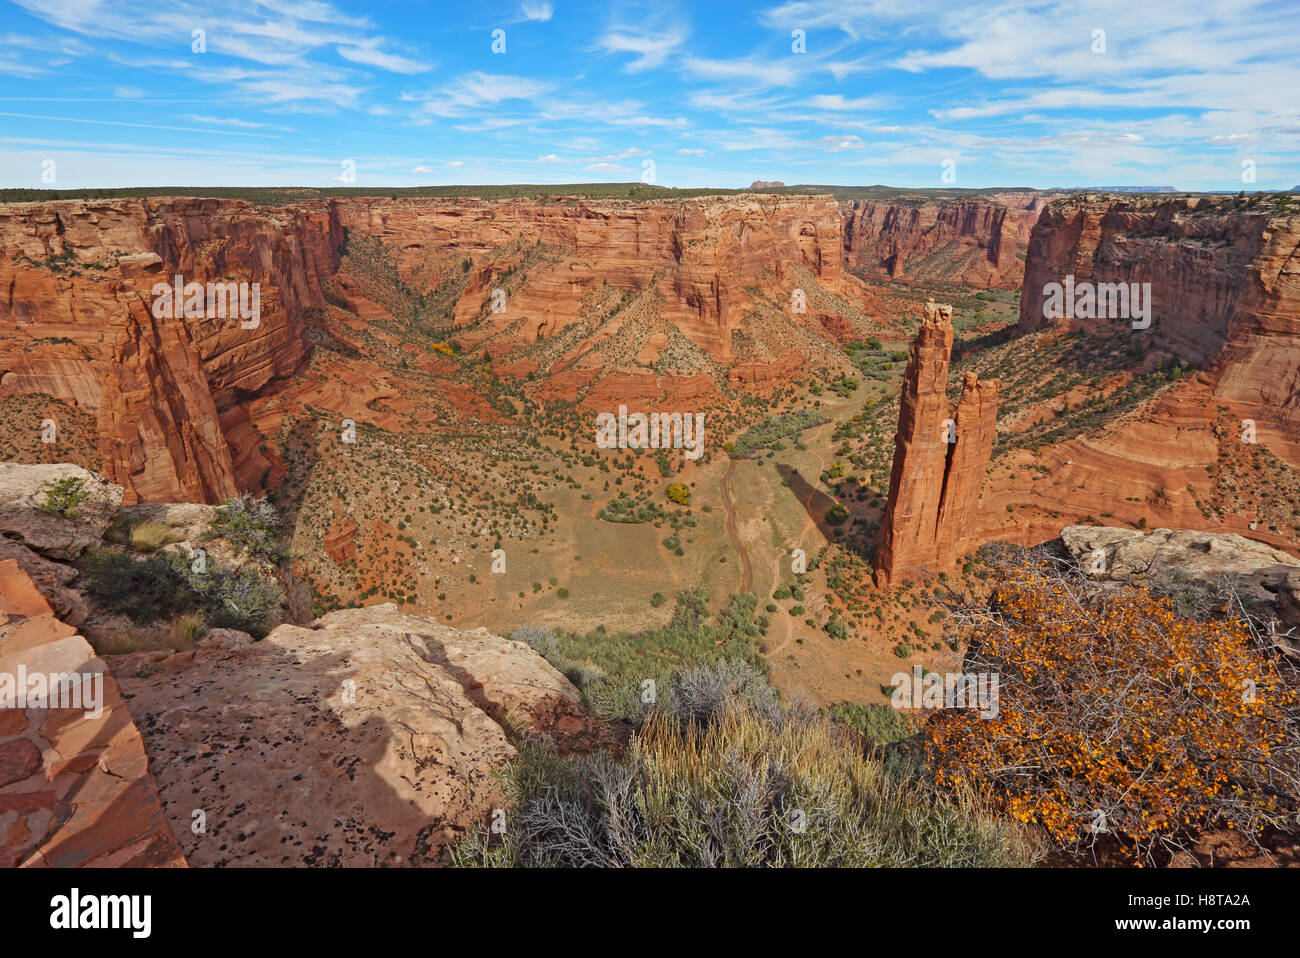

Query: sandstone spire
874;302;999;585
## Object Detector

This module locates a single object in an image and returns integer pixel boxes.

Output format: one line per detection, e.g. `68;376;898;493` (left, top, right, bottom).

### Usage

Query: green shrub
191;565;284;636
511;591;767;722
81;548;195;623
80;546;283;636
38;476;90;519
206;494;283;561
826;702;917;747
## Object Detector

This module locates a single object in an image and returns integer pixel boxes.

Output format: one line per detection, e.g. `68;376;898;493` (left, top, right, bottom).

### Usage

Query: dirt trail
720;458;753;594
765;442;828;659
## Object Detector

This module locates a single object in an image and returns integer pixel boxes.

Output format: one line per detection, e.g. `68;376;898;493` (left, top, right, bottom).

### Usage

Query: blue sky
1;0;1297;191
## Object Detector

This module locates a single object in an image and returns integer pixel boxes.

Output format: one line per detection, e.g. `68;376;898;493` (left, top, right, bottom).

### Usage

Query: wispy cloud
520;1;554;22
337;40;431;74
599;23;688;72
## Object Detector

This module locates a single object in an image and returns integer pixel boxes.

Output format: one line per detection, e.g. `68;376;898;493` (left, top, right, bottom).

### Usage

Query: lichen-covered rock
114;602;611;867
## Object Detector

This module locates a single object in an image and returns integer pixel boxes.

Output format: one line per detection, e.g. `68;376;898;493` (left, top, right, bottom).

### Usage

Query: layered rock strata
875;302;1000;584
0;557;186;868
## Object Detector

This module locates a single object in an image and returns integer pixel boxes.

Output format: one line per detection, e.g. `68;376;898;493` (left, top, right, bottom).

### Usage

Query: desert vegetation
452;659;1038;868
928;547;1300;864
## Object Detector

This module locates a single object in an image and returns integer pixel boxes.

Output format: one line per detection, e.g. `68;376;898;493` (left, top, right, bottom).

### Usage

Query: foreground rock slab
0;558;185;868
1060;525;1300;655
114;602;609;867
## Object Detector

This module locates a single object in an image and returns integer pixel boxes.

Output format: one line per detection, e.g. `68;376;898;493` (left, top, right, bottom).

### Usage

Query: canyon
3;187;1298;582
0;193;872;504
987;193;1300;552
843;191;1056;289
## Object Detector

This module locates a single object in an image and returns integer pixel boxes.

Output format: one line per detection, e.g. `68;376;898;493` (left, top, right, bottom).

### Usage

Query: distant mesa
1064;185;1177;193
748;180;785;190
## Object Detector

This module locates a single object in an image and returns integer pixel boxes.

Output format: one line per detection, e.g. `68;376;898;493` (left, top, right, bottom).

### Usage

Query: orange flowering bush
927;555;1300;863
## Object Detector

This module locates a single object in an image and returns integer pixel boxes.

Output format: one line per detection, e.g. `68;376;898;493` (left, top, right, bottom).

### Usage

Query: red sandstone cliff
0;198;341;503
335;193;852;365
1017;193;1300;466
843;191;1054;289
2;193;874;502
980;193;1300;551
875;302;1000;584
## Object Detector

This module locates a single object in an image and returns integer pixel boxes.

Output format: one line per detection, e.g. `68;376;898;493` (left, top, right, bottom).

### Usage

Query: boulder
1061;525;1300;602
114;602;612;866
0;463;123;560
1060;526;1300;655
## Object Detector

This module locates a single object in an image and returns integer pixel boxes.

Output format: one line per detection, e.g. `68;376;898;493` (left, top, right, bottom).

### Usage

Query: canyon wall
1;193;860;502
1018;194;1300;463
0;198;341;502
875;302;1000;584
986;193;1300;552
844;192;1053;289
335;193;847;362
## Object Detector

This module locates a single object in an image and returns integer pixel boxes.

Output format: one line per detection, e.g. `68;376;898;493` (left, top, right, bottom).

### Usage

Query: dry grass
453;664;1039;868
168;612;205;650
129;520;184;552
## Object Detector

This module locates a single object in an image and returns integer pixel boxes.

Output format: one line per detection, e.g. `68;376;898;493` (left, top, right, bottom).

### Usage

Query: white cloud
682;56;799;87
599;25;688;72
584;162;632;172
337;40;431;74
806;94;886;111
186;114;273;128
419;72;553;117
819;134;865;152
410;164;434;172
536;154;563;162
520;1;553;22
677;147;707;155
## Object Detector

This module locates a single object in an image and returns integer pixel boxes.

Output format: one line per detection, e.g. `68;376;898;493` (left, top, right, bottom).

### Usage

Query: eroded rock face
1018;195;1300;446
993;194;1300;549
113;602;610;867
0;198;341;503
2;194;873;502
0;558;186;868
0;463;123;560
843;192;1054;289
875;303;1000;584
